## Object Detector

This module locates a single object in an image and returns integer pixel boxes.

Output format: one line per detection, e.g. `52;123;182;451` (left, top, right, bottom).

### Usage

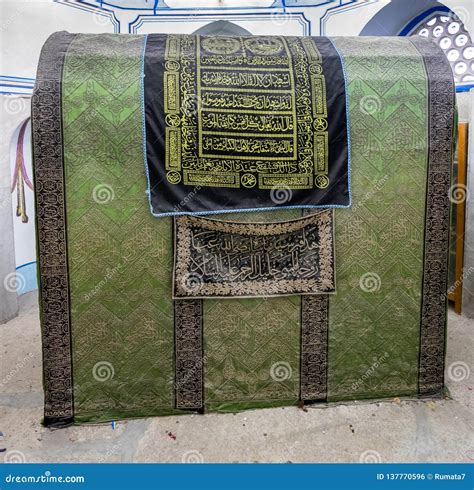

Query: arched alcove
360;0;473;87
360;0;447;36
192;20;252;36
404;11;473;84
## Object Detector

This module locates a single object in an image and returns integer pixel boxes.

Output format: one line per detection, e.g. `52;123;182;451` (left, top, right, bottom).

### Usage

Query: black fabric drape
144;34;349;216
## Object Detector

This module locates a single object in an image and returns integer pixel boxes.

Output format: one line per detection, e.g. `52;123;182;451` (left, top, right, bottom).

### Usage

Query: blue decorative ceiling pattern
92;0;338;9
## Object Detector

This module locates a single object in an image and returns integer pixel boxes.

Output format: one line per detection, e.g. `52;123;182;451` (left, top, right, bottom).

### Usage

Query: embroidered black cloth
173;210;335;299
144;34;350;216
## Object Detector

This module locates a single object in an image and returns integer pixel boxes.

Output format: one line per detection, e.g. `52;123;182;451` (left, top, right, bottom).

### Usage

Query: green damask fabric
328;37;428;400
202;210;301;412
62;34;179;422
53;34;450;423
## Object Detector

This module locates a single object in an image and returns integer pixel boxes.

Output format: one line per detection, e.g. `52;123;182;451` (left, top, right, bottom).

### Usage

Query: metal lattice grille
412;13;474;84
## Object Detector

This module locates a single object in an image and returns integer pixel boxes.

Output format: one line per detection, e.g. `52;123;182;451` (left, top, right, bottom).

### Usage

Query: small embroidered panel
173;210;335;299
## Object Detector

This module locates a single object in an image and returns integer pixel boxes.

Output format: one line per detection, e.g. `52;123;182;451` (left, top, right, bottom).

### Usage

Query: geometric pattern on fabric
300;295;328;402
62;34;178;421
409;37;455;396
175;299;203;410
327;37;430;400
33;33;455;424
32;31;76;426
201;210;302;411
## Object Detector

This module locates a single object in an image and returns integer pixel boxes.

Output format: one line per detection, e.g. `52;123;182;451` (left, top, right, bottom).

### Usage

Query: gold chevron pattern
328;38;429;400
62;34;177;420
202;210;301;409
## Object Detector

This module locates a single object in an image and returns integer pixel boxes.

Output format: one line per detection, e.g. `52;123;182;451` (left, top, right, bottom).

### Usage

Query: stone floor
1;293;472;463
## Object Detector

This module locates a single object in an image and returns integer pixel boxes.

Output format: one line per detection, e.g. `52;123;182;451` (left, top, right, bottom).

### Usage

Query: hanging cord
11;117;32;223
